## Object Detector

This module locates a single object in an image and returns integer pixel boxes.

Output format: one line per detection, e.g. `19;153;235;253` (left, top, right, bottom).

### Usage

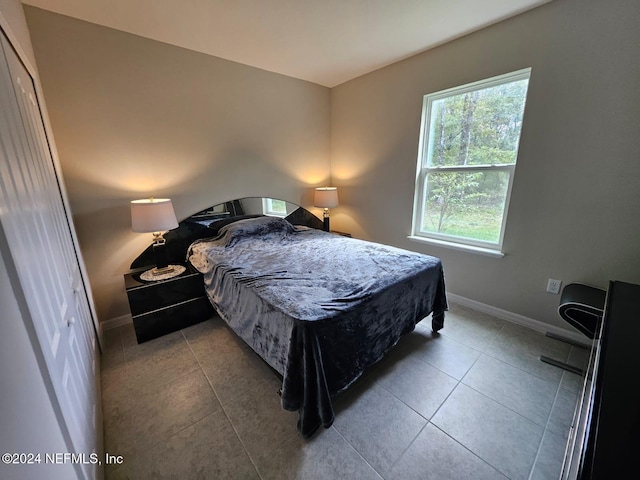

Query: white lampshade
131;198;179;233
314;187;339;208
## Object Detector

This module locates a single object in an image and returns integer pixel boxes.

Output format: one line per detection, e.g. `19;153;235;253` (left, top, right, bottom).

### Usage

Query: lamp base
140;264;186;282
153;240;170;269
151;265;175;275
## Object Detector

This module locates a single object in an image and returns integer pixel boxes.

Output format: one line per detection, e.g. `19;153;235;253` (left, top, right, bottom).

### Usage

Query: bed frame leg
432;311;445;333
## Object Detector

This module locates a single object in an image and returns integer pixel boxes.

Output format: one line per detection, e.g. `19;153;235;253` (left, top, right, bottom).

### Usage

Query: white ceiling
22;0;551;87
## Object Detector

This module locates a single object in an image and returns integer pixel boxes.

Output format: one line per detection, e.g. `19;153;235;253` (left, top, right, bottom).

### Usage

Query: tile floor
101;303;587;480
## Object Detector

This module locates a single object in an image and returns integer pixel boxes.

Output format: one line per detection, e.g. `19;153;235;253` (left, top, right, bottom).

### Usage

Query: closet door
0;32;98;478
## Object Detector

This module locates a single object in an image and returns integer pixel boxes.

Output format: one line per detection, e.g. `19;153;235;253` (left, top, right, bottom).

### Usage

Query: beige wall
23;0;640;330
25;6;332;322
330;0;640;329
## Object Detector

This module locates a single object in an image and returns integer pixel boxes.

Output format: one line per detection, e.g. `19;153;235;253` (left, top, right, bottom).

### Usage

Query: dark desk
562;280;640;479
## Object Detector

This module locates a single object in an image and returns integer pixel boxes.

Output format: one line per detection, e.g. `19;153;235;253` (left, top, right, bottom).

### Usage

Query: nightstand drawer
126;272;205;316
133;296;212;343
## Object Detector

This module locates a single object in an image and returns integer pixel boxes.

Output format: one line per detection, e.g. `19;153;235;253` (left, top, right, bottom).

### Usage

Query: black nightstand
124;263;213;343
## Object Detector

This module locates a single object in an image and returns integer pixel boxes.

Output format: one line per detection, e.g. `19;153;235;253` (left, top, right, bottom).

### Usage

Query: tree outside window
262;198;288;217
412;69;531;250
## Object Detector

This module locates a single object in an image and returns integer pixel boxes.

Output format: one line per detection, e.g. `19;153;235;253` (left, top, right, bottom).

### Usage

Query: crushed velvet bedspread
188;217;447;437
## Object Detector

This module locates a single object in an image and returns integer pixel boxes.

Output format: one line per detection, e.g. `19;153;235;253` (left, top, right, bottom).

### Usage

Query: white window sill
407;235;505;258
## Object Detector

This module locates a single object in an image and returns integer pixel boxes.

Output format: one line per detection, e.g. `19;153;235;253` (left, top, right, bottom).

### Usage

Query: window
262;198;288;217
411;68;531;253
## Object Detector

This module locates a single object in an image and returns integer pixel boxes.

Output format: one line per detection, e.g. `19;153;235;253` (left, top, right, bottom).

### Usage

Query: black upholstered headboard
130;197;323;269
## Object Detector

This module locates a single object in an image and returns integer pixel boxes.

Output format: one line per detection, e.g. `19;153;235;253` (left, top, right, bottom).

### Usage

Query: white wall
0;0;34;66
331;0;640;329
0;5;74;473
25;6;332;323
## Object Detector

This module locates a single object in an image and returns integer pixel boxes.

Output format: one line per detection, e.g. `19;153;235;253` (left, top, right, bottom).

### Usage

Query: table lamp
131;197;179;276
314;187;339;232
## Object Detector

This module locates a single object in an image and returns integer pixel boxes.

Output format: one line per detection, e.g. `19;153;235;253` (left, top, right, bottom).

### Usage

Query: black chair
540;283;606;376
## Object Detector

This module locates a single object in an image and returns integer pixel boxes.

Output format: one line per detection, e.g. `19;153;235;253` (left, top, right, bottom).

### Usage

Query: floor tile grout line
460;368;559;430
100;325;127;371
459;376;552;432
117;325;125;360
101;327;139;472
473;324;576;388
374;380;436;423
398;324;570;478
426;351;478;424
429;422;513;480
384;420;431;477
437;326;503;354
181;327;266;480
134;410;223;465
543;372;565;432
527;378;566;480
102;309;574;479
405;331;482;380
112;363;216;456
454;336;562;435
481;321;508;354
356;329;482;477
371;332;475;425
372;352;462;424
330;425;385;479
410;350;475;381
187;316;428;479
462;352;563;418
481;347;566;387
123;359;201;396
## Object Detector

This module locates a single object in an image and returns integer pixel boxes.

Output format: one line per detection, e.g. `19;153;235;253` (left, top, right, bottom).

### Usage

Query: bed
184;211;447;437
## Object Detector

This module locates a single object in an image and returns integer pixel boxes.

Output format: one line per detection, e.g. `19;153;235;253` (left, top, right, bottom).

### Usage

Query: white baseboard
446;293;590;346
101;314;132;332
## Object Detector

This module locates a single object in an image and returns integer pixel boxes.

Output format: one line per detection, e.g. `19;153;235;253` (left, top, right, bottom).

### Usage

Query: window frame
411;68;531;252
262;198;288;217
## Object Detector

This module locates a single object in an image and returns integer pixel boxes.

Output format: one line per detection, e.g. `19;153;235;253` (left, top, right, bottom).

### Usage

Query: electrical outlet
547;278;562;294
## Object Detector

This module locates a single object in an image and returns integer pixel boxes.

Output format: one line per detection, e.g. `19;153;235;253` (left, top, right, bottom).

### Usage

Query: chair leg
539;355;585;376
539;332;590;376
544;332;590;349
